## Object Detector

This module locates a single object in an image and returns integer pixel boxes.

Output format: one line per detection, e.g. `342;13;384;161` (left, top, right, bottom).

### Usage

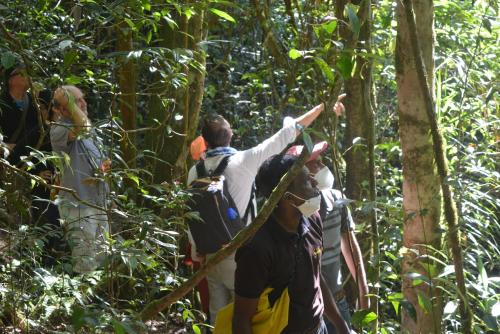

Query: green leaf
185;8;194;20
478;256;488;293
71;307;86;331
65;75;82;85
1;51;18;69
362;312;377;326
112;319;126;334
63;50;78;68
314;57;335;83
388;292;403;316
417;291;432;314
322;20;337;34
210;8;235;23
289;49;302;60
163;15;178;29
302;130;314;154
352;310;377;327
337;54;354;79
401;300;417;321
124;18;135;30
126;173;140;186
483;18;492;33
142;1;151;11
192;324;201;334
345;3;360;37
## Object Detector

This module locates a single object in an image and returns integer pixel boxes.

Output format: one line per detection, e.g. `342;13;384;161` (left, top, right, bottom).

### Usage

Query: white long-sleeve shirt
187;117;297;258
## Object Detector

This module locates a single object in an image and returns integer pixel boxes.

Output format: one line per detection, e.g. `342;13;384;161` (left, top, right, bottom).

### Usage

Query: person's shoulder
322;188;344;202
187;162;198;174
239;223;274;253
331;188;343;198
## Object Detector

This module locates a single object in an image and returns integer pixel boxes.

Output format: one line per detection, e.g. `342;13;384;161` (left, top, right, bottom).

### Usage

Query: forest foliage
0;0;498;333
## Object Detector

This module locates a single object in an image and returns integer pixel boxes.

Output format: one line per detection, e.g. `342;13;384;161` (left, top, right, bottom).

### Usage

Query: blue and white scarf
205;146;238;158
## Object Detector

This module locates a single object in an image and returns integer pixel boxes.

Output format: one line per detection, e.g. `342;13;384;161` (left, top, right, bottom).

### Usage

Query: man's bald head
61;85;87;115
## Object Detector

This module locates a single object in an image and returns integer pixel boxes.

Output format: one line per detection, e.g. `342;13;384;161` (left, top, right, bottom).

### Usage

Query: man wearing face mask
188;95;346;324
231;154;350;334
288;142;369;333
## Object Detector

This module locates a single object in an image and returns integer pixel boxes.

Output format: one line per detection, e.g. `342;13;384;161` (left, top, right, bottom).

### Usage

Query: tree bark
116;20;138;167
173;9;208;183
396;0;443;332
343;0;378;329
140;149;311;321
145;8;207;183
401;0;471;332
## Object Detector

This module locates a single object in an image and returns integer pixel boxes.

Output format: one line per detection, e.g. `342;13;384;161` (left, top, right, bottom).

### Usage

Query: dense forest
0;0;498;333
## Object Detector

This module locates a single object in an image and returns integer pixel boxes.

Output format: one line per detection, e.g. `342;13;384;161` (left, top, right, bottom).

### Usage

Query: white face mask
286;192;322;217
314;166;334;191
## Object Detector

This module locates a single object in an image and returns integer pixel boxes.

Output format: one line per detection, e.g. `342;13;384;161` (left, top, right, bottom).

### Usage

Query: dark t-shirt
0;91;41;165
235;213;324;333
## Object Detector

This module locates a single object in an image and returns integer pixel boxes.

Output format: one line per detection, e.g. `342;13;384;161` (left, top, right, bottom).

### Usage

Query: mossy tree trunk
396;0;443;332
145;6;207;184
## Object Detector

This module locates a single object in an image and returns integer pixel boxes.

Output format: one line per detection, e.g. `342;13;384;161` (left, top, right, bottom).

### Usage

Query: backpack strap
195;160;207;178
212;155;231;176
195;155;231;178
242;182;256;223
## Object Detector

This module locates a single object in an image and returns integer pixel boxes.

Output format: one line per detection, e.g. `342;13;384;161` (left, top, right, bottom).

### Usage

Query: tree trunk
396;0;443;332
116;20;137;167
343;0;378;329
401;0;471;331
145;8;207;183
172;10;208;183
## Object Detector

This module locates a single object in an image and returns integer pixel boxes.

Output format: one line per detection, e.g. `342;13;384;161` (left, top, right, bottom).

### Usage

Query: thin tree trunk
251;0;289;68
333;0;378;326
401;0;471;332
343;0;378;329
145;8;207;183
251;0;298;88
140;149;311;321
116;20;137;167
396;0;443;332
173;9;208;183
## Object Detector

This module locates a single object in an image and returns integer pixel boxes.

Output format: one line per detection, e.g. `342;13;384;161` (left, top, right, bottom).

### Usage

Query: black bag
187;156;253;255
